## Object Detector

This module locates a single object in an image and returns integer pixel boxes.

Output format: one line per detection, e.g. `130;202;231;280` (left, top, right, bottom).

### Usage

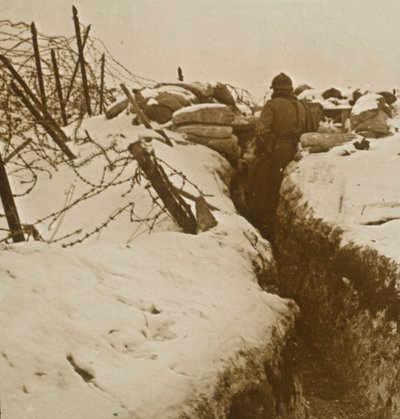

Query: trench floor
295;334;380;419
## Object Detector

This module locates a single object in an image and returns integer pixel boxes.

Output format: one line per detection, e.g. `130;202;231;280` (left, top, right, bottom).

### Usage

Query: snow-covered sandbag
212;82;237;108
105;98;129;119
322;87;343;100
173;104;234;126
231;114;257;131
143;102;173;125
136;86;199;124
294;84;313;97
351;110;390;138
301;132;356;151
176;123;233;139
351;93;390;137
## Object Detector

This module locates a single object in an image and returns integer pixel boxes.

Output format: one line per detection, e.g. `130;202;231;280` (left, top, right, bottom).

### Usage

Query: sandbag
137;85;199;123
301;132;356;150
144;103;174;124
105;98;129;119
173;104;234;126
212;82;237;108
183;133;240;160
207;137;241;159
351;109;389;137
176;123;233;139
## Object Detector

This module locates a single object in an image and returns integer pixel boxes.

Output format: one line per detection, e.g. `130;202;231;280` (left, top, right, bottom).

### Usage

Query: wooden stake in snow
120;83;173;147
195;195;217;233
72;6;92;116
30;22;47;110
10;82;76;160
129;140;197;234
65;25;91;104
51;49;68;126
99;53;105;114
0;153;25;243
0;55;76;160
177;67;184;82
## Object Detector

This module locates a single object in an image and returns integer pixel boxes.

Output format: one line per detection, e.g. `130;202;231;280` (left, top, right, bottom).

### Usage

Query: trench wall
274;174;400;417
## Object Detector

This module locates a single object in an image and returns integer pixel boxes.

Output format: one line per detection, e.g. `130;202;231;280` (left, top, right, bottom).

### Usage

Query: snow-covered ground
293;133;400;263
0;113;297;418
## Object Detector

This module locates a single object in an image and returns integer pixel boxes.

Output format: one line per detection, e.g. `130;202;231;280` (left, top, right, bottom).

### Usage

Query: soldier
246;72;307;241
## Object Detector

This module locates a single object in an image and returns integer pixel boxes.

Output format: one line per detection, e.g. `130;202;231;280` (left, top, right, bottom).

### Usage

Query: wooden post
72;6;92;116
120;83;173;147
129;140;197;234
51;49;68;126
30;22;47;109
10;82;76;160
65;25;91;104
0;153;25;243
0;55;76;159
178;67;184;82
99;53;105;114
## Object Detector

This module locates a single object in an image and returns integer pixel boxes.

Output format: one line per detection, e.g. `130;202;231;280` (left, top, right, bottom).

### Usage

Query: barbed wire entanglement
0;16;228;246
0;16;182;246
0;18;157;137
0;129;203;245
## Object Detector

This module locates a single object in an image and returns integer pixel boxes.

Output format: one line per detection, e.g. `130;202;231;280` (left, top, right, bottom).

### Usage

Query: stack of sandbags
172;104;240;160
135;85;199;124
350;93;390;138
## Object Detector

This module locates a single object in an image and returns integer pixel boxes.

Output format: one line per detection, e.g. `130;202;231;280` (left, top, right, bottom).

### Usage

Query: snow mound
292;133;400;261
1;111;297;418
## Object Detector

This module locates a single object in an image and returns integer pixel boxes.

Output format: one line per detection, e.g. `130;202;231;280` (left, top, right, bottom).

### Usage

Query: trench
230;127;399;418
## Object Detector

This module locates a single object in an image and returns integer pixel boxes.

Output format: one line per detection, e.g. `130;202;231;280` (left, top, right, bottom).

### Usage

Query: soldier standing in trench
246;73;308;241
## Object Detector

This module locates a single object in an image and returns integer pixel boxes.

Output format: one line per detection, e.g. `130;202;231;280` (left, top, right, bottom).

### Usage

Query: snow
1;112;296;418
351;93;382;116
290;133;400;262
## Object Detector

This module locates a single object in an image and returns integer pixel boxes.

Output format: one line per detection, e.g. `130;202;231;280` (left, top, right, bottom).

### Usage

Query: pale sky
1;0;399;100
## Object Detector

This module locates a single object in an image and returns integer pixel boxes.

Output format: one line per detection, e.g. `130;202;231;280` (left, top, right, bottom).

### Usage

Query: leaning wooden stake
120;83;173;147
10;82;76;160
3;139;32;163
51;49;68;126
30;22;47;109
129;140;197;234
72;6;92;116
0;152;25;243
0;55;76;159
99;53;105;114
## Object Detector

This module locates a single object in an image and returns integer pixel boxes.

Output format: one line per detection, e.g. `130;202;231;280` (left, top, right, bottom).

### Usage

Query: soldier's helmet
271;73;293;91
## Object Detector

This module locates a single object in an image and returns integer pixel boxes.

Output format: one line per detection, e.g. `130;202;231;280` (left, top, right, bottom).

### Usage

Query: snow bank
1;112;298;418
275;129;400;416
294;134;400;262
